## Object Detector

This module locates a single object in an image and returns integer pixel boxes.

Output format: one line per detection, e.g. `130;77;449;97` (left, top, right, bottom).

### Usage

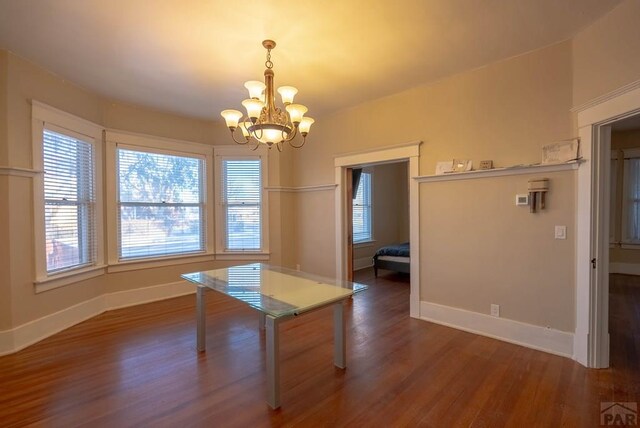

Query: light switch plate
555;225;567;240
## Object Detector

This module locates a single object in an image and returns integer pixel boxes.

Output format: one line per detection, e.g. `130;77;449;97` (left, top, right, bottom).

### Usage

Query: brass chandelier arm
288;134;306;149
229;129;250;145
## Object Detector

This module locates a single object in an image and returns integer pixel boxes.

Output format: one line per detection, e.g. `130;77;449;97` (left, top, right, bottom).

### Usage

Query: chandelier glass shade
221;40;314;151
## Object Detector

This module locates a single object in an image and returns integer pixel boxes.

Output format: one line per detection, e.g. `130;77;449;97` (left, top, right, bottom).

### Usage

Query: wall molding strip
265;184;337;192
414;161;580;183
0;281;194;356
0;166;43;177
420;301;574;359
571;79;640;113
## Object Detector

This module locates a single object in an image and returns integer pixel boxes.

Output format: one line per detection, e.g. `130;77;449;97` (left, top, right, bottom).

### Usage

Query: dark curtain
352;168;362;199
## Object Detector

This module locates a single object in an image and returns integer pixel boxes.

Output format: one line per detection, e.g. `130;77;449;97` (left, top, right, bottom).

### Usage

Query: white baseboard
609;262;640;276
0;281;194;356
105;281;194;309
419;301;574;359
353;257;374;271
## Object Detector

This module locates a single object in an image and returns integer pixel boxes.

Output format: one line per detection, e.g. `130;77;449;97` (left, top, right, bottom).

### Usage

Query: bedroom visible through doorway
348;161;410;284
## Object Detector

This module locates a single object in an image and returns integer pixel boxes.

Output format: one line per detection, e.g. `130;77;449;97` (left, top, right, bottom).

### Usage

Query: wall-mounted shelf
414;160;582;183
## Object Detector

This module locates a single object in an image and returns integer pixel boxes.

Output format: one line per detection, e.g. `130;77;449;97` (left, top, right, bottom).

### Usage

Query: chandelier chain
265;48;273;69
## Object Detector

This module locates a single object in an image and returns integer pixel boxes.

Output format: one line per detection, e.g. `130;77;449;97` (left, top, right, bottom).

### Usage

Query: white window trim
610;150;618;247
105;130;215;270
353;170;373;244
32;101;105;291
620;148;640;245
213;145;270;257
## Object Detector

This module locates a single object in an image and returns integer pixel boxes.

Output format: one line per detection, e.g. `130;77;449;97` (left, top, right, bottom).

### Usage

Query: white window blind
222;159;262;250
117;148;205;260
623;156;640;244
43;129;96;273
353;171;372;243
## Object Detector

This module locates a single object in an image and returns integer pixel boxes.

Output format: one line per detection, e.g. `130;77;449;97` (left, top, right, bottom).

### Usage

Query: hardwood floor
0;269;638;427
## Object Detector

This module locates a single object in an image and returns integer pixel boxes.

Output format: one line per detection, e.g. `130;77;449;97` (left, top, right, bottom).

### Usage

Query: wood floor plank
0;270;638;427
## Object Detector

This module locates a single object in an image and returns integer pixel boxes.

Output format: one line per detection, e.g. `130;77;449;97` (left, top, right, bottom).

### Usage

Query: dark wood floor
0;269;638;427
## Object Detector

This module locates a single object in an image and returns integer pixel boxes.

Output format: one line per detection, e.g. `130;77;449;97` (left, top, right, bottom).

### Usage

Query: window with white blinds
221;159;262;250
622;154;640;244
353;171;372;243
117;147;206;260
43;129;96;273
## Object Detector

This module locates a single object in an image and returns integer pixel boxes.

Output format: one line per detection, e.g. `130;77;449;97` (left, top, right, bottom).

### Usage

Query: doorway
575;83;640;368
347;162;410;282
334;142;421;318
607;115;640;370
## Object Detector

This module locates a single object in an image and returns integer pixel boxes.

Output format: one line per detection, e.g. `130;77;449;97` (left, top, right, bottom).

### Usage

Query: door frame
575;81;640;367
334;141;421;318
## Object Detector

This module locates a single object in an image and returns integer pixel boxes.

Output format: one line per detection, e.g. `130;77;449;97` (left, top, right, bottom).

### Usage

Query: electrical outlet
555;225;567;240
490;304;500;317
296;264;301;271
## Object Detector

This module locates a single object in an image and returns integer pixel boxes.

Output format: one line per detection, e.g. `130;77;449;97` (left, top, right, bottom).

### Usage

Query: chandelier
221;40;314;151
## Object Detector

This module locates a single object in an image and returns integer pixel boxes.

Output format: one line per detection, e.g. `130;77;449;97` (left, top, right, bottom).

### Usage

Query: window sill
354;240;376;248
620;243;640;250
35;264;107;293
215;252;270;261
107;253;215;273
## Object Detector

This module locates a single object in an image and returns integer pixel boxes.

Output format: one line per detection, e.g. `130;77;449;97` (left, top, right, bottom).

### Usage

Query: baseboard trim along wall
353;257;374;271
419;301;574;359
609;262;640;276
0;281;194;356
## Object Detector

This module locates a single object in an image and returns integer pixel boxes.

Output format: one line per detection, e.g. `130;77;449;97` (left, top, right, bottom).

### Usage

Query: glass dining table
181;263;367;409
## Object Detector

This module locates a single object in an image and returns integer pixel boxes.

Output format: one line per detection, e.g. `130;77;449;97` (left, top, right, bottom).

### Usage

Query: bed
373;242;410;277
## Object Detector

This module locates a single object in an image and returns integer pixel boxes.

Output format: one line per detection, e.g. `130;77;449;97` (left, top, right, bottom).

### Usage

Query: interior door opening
347;161;410;289
606;114;640;370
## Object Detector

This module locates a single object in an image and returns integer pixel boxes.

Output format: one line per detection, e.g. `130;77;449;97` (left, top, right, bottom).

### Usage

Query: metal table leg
265;315;280;409
334;301;346;369
259;312;266;330
196;286;206;352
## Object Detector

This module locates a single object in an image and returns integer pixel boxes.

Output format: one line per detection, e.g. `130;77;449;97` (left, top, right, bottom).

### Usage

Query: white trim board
353;257;374;271
420;301;574;359
609;263;640;276
0;281;194;356
265;184;337;193
414;161;579;183
0;166;43;177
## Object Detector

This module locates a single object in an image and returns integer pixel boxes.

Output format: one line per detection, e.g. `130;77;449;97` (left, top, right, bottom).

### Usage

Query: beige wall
610;129;640;265
0;50;10;330
0;50;295;329
292;40;575;331
572;0;640;107
294;42;575;320
353;162;409;263
0;176;11;330
421;171;576;331
293;41;573;188
103;101;223;147
0;50;8;165
2;0;639;340
4;53;106;327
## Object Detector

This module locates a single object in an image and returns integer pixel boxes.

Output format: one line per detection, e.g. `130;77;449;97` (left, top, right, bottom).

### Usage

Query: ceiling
0;0;623;121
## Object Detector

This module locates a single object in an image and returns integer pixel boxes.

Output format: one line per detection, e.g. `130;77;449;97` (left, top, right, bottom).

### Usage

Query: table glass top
181;263;367;318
